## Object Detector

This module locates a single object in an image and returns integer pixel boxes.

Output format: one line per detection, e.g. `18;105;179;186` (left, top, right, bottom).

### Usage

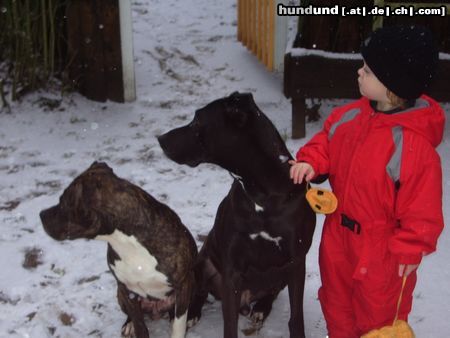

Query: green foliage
0;0;69;101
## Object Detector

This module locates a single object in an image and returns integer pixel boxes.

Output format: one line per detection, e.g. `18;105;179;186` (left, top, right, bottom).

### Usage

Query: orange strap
393;275;408;324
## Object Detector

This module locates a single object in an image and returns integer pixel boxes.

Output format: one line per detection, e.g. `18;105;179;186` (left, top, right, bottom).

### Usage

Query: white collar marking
279;155;289;163
255;203;264;212
231;172;264;213
96;229;172;299
249;231;282;249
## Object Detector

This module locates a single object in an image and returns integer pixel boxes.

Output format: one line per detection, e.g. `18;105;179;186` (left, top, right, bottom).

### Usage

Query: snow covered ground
1;0;449;337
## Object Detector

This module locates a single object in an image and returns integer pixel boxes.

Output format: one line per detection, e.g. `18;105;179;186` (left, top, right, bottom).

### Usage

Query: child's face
357;62;389;103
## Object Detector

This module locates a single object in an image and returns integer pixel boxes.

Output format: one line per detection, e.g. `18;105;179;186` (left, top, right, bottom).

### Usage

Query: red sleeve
389;139;444;265
295;105;347;177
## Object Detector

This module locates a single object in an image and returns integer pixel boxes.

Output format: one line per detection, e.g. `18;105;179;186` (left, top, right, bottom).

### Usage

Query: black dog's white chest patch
249;231;283;249
96;230;172;299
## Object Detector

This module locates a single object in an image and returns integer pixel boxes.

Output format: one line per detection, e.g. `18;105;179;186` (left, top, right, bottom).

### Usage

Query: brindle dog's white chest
96;230;172;299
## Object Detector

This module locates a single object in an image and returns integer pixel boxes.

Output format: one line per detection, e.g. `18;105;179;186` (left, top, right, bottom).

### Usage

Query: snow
288;48;450;62
289;47;363;60
287;45;450;63
1;0;449;337
439;52;450;60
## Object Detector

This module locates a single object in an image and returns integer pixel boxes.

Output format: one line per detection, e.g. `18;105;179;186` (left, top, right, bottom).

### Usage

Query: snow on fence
237;0;288;71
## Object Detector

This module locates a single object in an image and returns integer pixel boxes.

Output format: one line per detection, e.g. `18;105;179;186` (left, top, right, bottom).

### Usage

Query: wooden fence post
66;0;135;103
119;0;136;102
274;0;288;71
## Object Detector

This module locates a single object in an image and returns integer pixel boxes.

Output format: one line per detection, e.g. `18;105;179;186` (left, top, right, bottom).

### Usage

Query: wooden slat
240;0;245;46
66;0;123;102
249;0;254;51
257;1;263;60
246;0;251;49
243;0;249;47
237;0;242;42
267;0;275;71
262;0;269;67
373;0;385;30
102;0;123;101
251;0;257;54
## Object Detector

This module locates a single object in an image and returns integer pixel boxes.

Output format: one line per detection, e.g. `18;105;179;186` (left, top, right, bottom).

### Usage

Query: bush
0;0;69;102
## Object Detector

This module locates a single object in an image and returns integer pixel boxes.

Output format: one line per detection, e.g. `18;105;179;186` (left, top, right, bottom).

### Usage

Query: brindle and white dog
40;162;197;338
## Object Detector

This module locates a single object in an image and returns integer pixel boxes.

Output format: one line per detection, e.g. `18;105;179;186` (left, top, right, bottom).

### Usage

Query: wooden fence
237;0;287;71
284;0;450;138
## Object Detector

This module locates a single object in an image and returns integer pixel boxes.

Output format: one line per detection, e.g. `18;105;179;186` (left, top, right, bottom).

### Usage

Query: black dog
40;162;197;338
158;92;316;338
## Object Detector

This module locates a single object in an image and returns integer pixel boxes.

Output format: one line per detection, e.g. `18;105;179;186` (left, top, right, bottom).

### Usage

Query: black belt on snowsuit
341;214;361;234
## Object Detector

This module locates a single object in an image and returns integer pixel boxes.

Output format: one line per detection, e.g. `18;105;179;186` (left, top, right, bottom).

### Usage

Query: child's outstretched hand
289;160;315;184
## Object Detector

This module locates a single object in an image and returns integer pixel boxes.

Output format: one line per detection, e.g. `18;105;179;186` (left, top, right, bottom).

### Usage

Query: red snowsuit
296;95;445;337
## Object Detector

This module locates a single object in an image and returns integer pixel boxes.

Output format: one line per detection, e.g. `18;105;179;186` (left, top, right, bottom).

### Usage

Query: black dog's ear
225;92;257;128
226;105;249;128
228;91;253;101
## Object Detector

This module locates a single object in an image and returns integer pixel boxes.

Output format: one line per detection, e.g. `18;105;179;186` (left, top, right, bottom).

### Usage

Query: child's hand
398;263;419;277
289;160;315;184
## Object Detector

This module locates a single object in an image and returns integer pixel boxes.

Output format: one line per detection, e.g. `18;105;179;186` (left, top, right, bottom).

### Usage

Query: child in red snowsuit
290;25;445;337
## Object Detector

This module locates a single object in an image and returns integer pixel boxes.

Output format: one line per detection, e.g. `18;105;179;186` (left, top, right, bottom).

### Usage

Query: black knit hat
361;25;439;99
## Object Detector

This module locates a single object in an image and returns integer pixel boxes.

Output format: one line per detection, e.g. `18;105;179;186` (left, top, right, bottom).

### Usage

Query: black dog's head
40;162;130;241
158;92;292;177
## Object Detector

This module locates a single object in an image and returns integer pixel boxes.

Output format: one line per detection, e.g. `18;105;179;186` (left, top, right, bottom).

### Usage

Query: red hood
366;95;445;148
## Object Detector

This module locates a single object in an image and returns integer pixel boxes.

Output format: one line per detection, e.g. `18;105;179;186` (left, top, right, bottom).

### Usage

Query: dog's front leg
287;258;306;338
221;276;241;338
171;271;195;338
187;250;213;325
117;283;149;338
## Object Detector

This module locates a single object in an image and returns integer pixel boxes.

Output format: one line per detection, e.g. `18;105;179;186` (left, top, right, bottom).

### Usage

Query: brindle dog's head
40;162;135;240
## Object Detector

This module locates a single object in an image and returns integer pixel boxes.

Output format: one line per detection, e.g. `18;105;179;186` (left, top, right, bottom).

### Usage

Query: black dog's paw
240;305;266;337
250;311;265;325
249;296;273;325
241;318;263;336
240;304;251;316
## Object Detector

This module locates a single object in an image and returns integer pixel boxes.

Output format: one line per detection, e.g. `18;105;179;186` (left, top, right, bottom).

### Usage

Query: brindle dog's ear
88;161;113;173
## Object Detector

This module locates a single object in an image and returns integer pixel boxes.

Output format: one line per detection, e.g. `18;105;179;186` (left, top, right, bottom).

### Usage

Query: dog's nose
39;205;58;227
39;209;48;224
40;206;66;240
157;133;165;147
157;133;173;157
157;133;167;145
